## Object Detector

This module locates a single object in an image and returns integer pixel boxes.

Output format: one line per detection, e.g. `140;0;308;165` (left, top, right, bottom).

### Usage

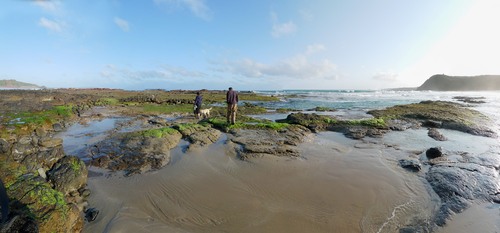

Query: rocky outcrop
277;113;332;132
400;147;500;229
228;125;311;160
427;128;447;141
417;74;500;91
0;129;88;233
368;101;497;138
427;161;500;226
48;156;88;196
173;124;221;148
89;127;182;176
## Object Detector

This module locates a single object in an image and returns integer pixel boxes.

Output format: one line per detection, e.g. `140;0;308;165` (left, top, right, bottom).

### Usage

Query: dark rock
277;113;332;132
422;120;441;128
386;119;421;131
88;129;182;175
228;125;311;160
453;96;486;104
148;117;168;126
84;208;99;222
79;187;91;199
21;146;65;172
399;159;422;172
48;156;88;195
0;138;10;154
426;147;443;159
0;179;8;224
34;128;48;137
426;162;500;226
52;123;63;132
38;137;63;148
441;121;497;138
427;128;447;141
0;214;39;233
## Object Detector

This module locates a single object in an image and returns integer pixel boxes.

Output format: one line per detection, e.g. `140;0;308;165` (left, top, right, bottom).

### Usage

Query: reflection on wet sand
84;132;434;233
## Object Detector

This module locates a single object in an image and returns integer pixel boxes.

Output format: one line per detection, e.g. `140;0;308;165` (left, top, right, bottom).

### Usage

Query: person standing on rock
226;87;238;124
194;92;202;119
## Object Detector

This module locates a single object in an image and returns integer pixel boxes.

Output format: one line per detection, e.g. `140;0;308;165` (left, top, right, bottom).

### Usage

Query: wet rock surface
427;128;447;141
228;125;311;160
426;159;500;226
89;129;182;176
173;124;221;148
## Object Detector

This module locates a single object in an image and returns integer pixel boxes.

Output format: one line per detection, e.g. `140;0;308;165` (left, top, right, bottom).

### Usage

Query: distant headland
0;79;43;89
417;74;500;91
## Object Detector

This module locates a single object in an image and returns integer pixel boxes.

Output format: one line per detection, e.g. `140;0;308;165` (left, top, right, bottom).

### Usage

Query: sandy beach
76;126;495;233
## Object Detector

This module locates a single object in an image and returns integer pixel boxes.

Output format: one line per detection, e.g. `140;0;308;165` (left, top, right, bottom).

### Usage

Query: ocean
253;90;500;131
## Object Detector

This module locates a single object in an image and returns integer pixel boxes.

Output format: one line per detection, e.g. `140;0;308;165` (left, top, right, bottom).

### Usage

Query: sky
1;0;500;90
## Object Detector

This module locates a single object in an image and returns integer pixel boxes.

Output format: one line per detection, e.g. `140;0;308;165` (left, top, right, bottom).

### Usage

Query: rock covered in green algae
1;158;83;233
227;124;311;160
48;156;88;196
173;123;221;147
89;127;182;176
367;101;497;138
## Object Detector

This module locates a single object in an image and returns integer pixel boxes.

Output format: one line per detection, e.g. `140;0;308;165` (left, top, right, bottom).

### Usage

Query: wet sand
83;132;435;233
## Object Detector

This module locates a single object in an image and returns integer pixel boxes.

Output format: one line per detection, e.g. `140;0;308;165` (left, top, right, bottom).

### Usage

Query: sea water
254;90;500;130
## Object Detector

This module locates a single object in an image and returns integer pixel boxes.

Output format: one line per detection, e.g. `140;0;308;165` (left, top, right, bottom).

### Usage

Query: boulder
0;138;10;154
426;147;443;159
48;156;88;196
426;162;500;226
38;137;63;148
89;128;182;175
399;159;422;172
228;125;311;160
427;128;447;141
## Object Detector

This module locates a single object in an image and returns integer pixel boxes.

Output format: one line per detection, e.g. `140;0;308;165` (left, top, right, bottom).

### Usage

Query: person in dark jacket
226;87;238;124
194;92;202;118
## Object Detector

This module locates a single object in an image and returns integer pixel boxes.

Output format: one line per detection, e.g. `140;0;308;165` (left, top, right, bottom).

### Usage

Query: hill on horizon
417;74;500;91
0;79;43;89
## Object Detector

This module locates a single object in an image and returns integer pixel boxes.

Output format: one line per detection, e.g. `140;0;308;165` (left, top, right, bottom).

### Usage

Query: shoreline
2;89;500;232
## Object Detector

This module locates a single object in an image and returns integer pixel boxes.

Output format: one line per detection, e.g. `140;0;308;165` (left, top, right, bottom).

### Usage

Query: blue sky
1;0;500;90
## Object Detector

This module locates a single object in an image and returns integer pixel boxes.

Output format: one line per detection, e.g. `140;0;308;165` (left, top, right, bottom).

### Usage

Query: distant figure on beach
194;92;202;119
226;87;238;124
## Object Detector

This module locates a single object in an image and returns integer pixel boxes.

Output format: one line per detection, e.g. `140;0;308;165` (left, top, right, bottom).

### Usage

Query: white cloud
34;0;61;13
154;0;212;21
114;17;130;32
100;64;207;82
271;12;297;38
38;17;64;32
373;72;398;81
212;44;337;80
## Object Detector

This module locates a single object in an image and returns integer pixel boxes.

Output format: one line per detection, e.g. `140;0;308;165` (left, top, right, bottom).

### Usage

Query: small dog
199;107;212;119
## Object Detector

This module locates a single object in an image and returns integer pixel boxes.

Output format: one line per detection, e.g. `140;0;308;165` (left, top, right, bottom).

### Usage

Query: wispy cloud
101;64;207;82
299;9;314;21
373;71;398;81
38;17;64;32
212;44;337;80
271;12;297;38
34;0;62;13
114;17;130;32
154;0;213;21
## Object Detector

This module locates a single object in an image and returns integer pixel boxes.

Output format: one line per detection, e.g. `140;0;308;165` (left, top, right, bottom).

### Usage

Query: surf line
376;200;413;233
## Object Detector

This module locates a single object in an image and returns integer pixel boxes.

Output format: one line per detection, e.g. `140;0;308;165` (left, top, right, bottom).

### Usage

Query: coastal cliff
0;79;42;89
417;74;500;91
